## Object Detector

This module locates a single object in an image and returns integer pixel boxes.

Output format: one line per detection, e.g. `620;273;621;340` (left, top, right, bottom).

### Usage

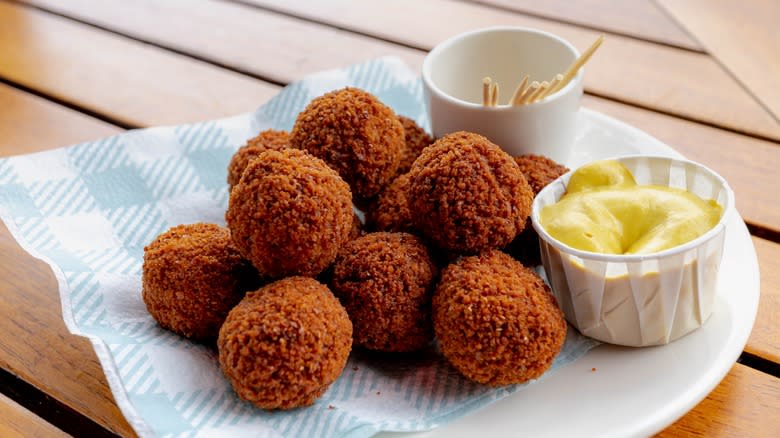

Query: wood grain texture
583;95;780;234
658;0;780;122
0;3;777;436
0;83;121;155
0;222;137;437
18;0;424;84
0;393;71;438
0;95;133;436
12;0;780;234
746;237;780;363
0;1;277;127
471;0;701;51
244;0;780;140
659;364;780;437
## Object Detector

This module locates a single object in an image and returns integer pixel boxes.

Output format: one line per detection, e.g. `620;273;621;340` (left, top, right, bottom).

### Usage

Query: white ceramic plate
382;108;760;437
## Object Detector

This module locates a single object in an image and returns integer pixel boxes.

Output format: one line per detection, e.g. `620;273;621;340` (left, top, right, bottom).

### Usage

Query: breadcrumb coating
505;155;569;266
227;129;291;188
142;223;261;341
226;148;352;278
331;232;437;352
365;173;415;234
218;277;352;409
433;250;566;385
290;87;404;200
407;131;534;253
349;211;365;241
513;154;569;195
397;115;433;175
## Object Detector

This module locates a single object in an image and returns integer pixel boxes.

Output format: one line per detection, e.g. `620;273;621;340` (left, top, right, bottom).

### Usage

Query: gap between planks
462;0;704;53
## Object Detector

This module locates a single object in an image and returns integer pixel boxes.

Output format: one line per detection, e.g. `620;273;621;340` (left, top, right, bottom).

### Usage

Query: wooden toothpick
482;77;492;106
548;34;604;95
510;74;530;106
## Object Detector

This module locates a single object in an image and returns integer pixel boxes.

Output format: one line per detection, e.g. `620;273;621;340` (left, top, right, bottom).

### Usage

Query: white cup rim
422;26;583;110
531;154;735;262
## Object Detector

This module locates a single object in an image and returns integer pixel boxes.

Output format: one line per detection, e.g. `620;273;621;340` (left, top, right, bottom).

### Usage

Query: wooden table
1;1;778;436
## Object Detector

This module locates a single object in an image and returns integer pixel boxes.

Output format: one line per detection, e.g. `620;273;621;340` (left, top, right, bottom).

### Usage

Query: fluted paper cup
531;155;734;347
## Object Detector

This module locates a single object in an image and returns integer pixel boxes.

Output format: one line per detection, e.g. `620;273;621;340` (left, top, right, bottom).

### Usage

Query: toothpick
539;74;564;100
490;82;499;106
549;34;604;95
518;81;540;105
528;81;549;103
482;77;492;106
509;75;530;106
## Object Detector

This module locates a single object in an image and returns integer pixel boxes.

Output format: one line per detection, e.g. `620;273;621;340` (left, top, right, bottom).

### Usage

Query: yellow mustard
540;160;722;254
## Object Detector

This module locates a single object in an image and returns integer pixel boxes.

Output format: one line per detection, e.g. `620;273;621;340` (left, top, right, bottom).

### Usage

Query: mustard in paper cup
531;155;734;347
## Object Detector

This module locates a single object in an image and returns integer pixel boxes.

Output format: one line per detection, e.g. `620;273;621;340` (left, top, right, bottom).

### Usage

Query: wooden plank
0;1;277;128
0;94;133;435
0;393;71;438
12;0;780;235
659;363;780;437
0;223;136;436
746;237;780;363
471;0;701;51
17;0;424;85
658;0;780;122
1;97;777;438
0;83;121;155
583;95;780;235
242;0;780;140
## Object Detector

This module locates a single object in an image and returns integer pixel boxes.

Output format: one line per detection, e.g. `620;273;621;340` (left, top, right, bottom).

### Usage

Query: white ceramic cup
422;27;583;164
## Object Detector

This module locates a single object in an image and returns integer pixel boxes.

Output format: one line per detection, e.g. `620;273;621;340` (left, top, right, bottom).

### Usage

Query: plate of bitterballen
140;79;757;438
0;57;756;438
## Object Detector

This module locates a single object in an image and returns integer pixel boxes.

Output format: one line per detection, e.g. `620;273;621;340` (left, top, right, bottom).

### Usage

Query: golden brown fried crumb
365;173;415;234
218;277;352;409
227;129;291;188
142;223;261;341
226;148;352;278
504;155;569;266
397;115;433;175
407;131;534;254
513;154;569;195
433;250;566;386
290;87;404;200
349;211;365;241
331;232;437;352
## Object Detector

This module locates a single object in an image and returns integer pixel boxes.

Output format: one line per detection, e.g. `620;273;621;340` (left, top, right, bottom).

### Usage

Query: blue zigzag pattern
138;155;204;201
26;178;99;217
68;136;128;174
174;121;229;152
105;204;168;251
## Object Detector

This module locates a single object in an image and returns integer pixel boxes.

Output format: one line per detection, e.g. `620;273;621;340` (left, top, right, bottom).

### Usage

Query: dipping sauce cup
422;26;583;164
531;155;735;347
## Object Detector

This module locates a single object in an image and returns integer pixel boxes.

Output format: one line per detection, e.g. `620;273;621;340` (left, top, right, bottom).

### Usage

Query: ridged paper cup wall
531;155;734;347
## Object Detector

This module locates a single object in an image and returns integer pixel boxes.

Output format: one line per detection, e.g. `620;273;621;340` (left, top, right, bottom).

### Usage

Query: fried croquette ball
227;129;291;188
433;250;566;386
349;211;365;241
290;87;405;200
504;155;569;266
142;223;261;341
407;131;534;254
513;154;569;195
330;232;437;352
365;173;415;233
226;148;353;278
397;115;433;175
218;277;352;409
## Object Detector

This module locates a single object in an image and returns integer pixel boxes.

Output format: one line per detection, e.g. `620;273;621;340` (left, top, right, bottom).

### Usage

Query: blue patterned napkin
0;57;599;438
